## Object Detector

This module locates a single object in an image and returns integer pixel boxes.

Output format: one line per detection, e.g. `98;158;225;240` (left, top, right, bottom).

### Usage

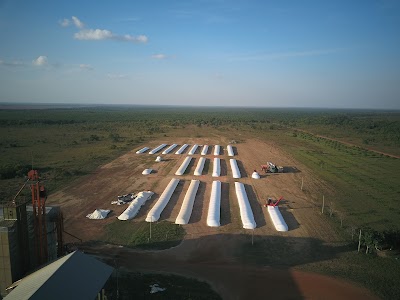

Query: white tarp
142;169;152;175
175;156;192;175
212;157;220;177
207;181;221;227
117;191;154;221
194;157;206;176
175;144;189;154
155;156;162;162
234;182;256;229
252;171;260;179
149;144;167;154
175;180;200;224
227;145;235;156
267;205;288;231
162;144;178;154
214;145;220;155
201;145;209;155
230;159;241;178
136;147;149;154
188;144;199;155
86;209;110;220
146;178;180;222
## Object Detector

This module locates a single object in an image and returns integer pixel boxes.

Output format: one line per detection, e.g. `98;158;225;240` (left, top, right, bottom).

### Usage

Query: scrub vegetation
1;105;399;298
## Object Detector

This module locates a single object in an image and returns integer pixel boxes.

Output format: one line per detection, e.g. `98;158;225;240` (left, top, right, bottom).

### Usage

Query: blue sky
0;0;399;109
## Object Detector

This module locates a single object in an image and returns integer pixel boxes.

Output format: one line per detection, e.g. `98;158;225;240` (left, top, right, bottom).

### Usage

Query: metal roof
4;251;113;300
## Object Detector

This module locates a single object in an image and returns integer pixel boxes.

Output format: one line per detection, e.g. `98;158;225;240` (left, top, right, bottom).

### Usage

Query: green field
102;220;185;250
1;106;400;299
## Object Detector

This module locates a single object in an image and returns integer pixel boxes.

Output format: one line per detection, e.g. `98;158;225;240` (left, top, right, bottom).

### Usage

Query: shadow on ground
284;166;301;173
80;233;351;300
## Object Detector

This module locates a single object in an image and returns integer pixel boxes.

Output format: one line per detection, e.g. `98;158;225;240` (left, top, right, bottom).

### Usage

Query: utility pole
114;259;119;299
358;229;362;252
321;195;325;214
150;217;152;240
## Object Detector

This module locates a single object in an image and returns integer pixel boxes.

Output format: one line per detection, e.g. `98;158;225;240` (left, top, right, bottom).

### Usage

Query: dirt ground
48;134;379;300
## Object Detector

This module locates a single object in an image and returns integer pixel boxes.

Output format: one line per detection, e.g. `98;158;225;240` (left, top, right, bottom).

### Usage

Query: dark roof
4;251;113;300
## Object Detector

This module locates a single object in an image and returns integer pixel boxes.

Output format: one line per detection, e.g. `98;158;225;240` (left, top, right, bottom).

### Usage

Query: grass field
271;130;400;230
102;220;185;250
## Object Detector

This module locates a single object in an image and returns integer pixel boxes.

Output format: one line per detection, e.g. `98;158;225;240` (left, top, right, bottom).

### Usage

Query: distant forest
1;106;399;151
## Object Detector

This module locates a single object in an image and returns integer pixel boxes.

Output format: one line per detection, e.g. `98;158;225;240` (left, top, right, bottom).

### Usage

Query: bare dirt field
48;135;378;299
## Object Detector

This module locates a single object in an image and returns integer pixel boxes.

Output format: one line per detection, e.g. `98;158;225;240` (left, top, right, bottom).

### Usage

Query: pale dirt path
48;134;378;299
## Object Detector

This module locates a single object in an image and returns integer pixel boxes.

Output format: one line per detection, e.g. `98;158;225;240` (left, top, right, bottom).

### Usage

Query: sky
0;0;399;109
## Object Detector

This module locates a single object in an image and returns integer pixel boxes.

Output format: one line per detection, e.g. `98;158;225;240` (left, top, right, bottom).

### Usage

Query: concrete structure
0;203;63;297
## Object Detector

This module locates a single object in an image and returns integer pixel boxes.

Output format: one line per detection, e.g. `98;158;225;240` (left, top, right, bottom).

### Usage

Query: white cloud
135;35;148;43
59;18;70;27
79;64;93;70
71;16;85;29
0;60;25;67
74;29;148;43
60;16;147;44
74;29;113;40
32;56;48;66
107;73;128;79
59;16;84;28
151;54;167;60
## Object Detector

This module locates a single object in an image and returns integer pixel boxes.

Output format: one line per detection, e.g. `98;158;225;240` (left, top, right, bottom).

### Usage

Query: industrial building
0;170;64;297
4;251;113;300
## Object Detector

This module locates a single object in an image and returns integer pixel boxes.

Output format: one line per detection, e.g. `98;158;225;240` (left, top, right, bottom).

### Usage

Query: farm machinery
263;196;283;207
261;162;284;173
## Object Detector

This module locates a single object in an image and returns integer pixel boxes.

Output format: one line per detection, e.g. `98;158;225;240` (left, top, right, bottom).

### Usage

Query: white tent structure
117;191;154;221
142;168;152;175
230;159;241;178
146;179;180;222
227;145;235;156
175;144;189;154
175;156;192;175
162;144;178;154
155;156;162;162
175;180;200;225
214;145;220;155
149;144;167;154
136;147;149;154
207;181;221;227
212;158;221;177
267;205;288;231
252;171;260;179
201;145;209;155
86;209;110;220
194;157;206;176
188;144;199;155
234;182;256;229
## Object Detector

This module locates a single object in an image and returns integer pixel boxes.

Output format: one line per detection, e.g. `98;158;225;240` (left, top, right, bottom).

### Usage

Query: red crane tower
28;170;48;265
